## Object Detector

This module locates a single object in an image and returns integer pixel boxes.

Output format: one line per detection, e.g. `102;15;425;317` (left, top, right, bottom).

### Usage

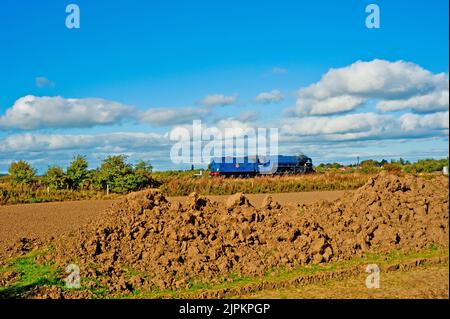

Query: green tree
134;160;153;174
360;160;377;167
379;159;388;166
383;162;402;173
8;160;36;186
360;160;381;173
315;162;343;172
131;160;155;189
44;165;67;190
93;156;157;193
93;155;133;192
66;155;89;190
411;158;448;173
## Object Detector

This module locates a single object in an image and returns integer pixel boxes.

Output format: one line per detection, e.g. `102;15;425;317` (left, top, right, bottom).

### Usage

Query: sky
0;0;448;173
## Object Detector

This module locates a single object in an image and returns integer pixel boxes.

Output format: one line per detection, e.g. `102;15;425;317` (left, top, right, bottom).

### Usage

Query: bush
0;188;9;205
1;155;158;204
359;160;382;174
44;166;68;190
66;155;89;190
93;156;158;194
8;160;36;186
383;163;402;174
410;158;449;173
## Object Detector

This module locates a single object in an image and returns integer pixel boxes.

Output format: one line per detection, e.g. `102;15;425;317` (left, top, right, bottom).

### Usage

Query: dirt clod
47;173;448;294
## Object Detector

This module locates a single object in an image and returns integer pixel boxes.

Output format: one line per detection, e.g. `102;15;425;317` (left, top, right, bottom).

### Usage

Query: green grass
0;250;108;299
1;245;447;299
0;251;61;298
158;172;373;197
118;245;448;299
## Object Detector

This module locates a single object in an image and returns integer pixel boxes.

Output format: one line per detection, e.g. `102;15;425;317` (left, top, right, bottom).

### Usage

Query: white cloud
281;113;392;137
215;118;255;133
0;95;135;130
168;117;255;142
377;88;449;113
199;94;237;107
294;59;449;116
280;112;448;142
300;59;443;99
0;111;448;173
295;95;364;116
140;107;210;126
0;132;173;173
255;90;284;104
0;132;169;153
400;111;449;131
1;60;448;172
35;77;55;88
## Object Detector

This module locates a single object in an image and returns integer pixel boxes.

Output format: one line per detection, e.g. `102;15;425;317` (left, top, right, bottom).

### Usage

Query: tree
93;155;133;192
44;166;67;190
66;155;89;190
134;160;153;175
379;159;388;166
360;160;377;168
315;162;343;172
8;160;36;186
383;162;402;173
360;160;381;173
93;156;157;194
411;158;448;173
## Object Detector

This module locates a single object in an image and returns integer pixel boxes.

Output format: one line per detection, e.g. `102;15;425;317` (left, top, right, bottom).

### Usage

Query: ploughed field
0;199;118;258
0;191;346;257
0;173;448;299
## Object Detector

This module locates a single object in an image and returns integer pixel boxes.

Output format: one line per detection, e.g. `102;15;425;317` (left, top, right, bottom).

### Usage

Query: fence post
106;184;109;196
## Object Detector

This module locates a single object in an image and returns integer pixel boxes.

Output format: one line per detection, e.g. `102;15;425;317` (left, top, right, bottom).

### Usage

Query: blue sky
0;0;448;172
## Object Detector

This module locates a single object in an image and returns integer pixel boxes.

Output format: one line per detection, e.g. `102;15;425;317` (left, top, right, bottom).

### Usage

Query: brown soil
15;256;449;299
170;190;347;207
23;285;96;299
172;256;449;299
0;192;346;259
47;172;448;295
239;263;449;299
0;200;117;259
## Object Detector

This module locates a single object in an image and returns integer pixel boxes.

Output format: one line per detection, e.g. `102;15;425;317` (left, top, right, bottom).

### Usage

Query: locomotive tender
209;154;314;177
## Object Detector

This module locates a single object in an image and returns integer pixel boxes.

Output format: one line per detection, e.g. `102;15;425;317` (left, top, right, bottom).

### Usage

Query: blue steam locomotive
209;154;314;177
